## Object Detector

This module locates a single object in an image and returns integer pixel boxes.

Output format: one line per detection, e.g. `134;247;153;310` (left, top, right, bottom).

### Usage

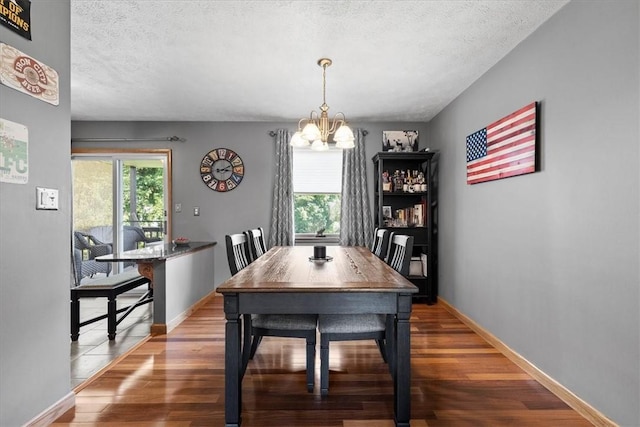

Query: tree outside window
294;194;340;234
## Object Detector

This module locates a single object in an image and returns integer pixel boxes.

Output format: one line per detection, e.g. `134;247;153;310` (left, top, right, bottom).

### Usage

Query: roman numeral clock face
200;148;244;192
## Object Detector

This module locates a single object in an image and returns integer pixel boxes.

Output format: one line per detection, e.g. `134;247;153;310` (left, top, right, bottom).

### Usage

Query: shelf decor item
382;130;418;152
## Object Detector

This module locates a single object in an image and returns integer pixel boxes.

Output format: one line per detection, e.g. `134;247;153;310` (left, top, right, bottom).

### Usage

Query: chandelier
290;58;355;151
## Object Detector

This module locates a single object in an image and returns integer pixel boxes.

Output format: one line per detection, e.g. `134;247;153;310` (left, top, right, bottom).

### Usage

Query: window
292;148;342;240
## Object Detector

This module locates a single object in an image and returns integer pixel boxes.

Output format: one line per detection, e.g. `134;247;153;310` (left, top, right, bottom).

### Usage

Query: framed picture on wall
382;130;419;152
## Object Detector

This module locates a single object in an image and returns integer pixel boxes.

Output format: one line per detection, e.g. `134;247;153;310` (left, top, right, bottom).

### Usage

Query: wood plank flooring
53;296;592;426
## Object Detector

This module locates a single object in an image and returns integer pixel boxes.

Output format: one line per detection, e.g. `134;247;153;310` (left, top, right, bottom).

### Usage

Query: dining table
216;245;418;427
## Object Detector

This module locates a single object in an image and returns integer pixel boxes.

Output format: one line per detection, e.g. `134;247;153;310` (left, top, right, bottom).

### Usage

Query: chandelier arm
325;112;345;134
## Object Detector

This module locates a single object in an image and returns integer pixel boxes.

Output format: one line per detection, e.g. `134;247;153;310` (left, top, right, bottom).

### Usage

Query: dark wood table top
216;246;418;294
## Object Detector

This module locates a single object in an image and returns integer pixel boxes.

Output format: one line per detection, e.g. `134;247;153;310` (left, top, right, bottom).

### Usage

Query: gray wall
71;121;429;287
0;1;72;425
427;1;639;425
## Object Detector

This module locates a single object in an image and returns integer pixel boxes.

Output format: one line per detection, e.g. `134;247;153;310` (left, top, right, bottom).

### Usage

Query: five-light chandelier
290;58;355;151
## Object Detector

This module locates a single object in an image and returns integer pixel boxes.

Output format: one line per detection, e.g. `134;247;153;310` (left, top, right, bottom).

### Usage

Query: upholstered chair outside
371;227;390;260
73;231;113;280
318;233;414;395
225;232;317;392
245;227;268;262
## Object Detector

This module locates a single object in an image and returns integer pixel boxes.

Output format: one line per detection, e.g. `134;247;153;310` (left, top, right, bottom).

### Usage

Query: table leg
241;314;252;377
394;293;412;427
386;313;396;378
224;294;242;427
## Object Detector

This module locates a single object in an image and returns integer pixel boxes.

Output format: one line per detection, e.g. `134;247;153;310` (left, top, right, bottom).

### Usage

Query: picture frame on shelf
382;130;419;152
382;205;392;220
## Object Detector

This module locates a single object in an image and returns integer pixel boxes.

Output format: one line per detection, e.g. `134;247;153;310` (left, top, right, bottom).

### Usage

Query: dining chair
371;227;390;260
317;234;414;395
385;232;414;276
244;227;268;262
225;232;317;392
225;233;252;275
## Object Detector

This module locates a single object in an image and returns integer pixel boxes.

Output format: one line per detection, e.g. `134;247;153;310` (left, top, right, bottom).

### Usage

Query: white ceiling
70;0;568;123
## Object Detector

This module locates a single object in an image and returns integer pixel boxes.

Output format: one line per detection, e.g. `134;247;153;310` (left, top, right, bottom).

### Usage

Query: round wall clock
200;148;245;192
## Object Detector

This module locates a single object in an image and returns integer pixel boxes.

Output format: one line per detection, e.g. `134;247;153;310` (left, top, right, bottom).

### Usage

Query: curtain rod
71;136;186;143
268;130;368;137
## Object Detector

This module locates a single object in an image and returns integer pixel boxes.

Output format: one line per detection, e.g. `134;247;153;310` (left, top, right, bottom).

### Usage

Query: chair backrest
245;227;268;261
385;233;414;276
74;230;103;249
123;225;148;251
371;228;390;259
226;233;252;276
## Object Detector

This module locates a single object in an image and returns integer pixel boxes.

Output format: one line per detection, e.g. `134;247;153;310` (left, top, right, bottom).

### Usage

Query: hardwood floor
54;296;592;426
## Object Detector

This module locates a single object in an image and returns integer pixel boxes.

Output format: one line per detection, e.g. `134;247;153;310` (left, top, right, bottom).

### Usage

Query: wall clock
200;148;244;192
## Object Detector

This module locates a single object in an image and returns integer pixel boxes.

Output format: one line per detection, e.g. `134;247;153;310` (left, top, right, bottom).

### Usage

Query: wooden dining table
216;245;418;427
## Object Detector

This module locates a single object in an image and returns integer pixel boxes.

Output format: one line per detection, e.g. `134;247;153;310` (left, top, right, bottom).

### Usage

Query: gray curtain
340;128;373;247
269;129;294;247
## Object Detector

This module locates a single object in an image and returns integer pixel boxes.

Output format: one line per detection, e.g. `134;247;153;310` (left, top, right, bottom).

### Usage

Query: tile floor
69;280;152;389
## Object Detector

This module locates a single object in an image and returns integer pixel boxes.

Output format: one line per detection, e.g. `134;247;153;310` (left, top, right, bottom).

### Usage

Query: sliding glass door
71;150;171;280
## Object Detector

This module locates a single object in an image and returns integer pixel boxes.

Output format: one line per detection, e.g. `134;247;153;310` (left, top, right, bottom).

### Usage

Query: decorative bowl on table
172;237;190;246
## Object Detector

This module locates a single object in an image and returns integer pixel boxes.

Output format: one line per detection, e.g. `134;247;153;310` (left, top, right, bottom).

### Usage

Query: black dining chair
385;232;414;276
244;227;268;262
225;232;318;392
371;227;390;260
225;233;252;276
317;233;414;396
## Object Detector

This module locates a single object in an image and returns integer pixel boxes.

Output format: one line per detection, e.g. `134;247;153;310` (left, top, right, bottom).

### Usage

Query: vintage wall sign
0;43;59;105
0;0;31;40
0;118;28;184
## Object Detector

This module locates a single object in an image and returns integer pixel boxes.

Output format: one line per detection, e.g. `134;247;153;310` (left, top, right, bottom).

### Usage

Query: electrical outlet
175;203;182;213
194;207;200;216
36;187;59;210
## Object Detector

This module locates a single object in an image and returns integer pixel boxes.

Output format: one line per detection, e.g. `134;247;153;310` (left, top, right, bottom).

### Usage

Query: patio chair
73;231;112;280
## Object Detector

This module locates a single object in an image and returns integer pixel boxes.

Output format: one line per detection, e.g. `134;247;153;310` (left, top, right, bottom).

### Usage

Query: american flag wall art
466;102;538;185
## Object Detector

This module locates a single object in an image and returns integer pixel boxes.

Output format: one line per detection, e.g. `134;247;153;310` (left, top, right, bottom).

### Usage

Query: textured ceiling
70;0;568;122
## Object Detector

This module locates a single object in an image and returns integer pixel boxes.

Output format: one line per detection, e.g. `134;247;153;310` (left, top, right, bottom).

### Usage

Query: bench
70;270;153;341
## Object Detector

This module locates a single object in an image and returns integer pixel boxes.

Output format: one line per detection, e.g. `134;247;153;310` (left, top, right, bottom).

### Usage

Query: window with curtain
292;148;342;241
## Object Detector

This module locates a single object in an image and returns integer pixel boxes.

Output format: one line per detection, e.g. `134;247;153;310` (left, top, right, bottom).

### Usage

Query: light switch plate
36;187;59;210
